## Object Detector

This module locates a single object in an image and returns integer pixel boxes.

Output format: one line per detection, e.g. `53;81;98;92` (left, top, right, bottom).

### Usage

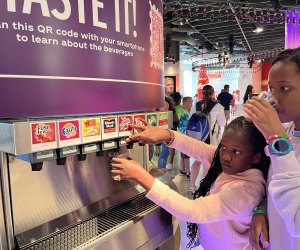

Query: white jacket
267;122;300;249
209;103;226;146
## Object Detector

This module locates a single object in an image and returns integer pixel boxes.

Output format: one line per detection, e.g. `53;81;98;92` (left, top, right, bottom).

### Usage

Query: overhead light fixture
172;17;187;26
253;25;264;33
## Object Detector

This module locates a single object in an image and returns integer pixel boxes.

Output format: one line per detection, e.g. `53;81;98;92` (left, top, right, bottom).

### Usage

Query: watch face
274;140;290;151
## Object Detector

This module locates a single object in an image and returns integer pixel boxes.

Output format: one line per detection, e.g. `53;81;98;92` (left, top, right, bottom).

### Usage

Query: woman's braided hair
186;116;270;249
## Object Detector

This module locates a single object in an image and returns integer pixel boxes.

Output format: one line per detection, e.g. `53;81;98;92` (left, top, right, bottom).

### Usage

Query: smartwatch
265;138;293;156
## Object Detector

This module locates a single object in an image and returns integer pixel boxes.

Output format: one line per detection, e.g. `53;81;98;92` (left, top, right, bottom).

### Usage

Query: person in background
189;85;226;193
231;90;238;114
244;48;300;250
243;84;253;104
157;77;178;173
176;96;193;180
111;116;269;250
165;92;181;170
217;84;233;125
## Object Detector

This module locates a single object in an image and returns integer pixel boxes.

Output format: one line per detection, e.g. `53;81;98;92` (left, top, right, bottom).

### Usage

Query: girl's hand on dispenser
244;97;285;139
111;157;154;191
127;119;172;145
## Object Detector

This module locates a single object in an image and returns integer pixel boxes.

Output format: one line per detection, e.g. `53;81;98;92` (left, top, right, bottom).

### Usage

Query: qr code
149;1;163;70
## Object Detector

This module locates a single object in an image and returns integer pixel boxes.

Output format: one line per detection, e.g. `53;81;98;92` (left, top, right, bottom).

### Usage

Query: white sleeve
146;179;264;223
268;151;300;236
211;104;226;127
216;104;226;127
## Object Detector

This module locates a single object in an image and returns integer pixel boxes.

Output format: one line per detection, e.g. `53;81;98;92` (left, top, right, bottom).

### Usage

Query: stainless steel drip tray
15;193;173;250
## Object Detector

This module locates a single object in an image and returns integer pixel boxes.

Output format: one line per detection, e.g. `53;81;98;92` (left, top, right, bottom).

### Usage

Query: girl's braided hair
272;47;300;72
186;116;270;249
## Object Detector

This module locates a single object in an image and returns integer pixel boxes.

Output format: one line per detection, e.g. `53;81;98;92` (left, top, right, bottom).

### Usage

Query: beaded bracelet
163;129;175;146
252;207;266;216
266;133;291;144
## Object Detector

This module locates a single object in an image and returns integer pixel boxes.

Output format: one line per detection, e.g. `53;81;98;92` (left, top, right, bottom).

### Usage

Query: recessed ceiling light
253;27;264;33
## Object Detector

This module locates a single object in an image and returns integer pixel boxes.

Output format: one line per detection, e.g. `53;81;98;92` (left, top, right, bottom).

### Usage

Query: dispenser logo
103;119;116;133
118;115;132;137
158;112;168;129
133;114;146;126
31;121;57;152
31;122;56;144
82;118;101;137
81;117;101;143
59;120;80;141
119;115;132;132
146;113;157;127
62;123;77;137
101;116;118;140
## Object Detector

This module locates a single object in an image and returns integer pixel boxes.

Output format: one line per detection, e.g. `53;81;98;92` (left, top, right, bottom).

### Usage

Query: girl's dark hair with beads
186;116;270;249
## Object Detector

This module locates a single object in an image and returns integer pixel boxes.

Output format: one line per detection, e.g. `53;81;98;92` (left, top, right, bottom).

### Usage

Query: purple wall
285;9;300;49
0;0;164;118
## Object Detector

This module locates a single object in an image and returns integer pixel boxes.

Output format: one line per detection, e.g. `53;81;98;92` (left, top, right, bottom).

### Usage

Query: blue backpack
186;101;217;143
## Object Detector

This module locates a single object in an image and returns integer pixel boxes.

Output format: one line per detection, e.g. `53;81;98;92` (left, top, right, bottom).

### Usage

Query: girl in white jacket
244;47;300;250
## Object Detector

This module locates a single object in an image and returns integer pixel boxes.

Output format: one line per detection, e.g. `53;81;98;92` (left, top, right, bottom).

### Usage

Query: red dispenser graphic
31;122;57;151
197;64;209;100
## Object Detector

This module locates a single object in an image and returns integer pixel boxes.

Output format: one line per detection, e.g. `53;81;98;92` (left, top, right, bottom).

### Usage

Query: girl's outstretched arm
126;120;173;145
112;157;265;223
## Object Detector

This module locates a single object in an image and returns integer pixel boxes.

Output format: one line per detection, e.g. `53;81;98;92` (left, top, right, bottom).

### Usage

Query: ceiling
163;0;300;64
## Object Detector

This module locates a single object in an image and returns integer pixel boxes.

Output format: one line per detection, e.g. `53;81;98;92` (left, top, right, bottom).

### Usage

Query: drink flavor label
58;120;81;147
146;113;158;127
133;114;146;126
31;121;57;151
158;112;169;129
81;117;101;143
118;115;133;137
101;116;118;140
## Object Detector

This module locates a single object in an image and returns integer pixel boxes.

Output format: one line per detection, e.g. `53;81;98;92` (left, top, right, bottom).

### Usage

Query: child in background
111;116;269;250
176;96;193;179
245;47;300;250
189;85;226;193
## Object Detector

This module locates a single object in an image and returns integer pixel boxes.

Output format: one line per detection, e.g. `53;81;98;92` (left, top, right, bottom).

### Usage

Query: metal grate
18;193;157;250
